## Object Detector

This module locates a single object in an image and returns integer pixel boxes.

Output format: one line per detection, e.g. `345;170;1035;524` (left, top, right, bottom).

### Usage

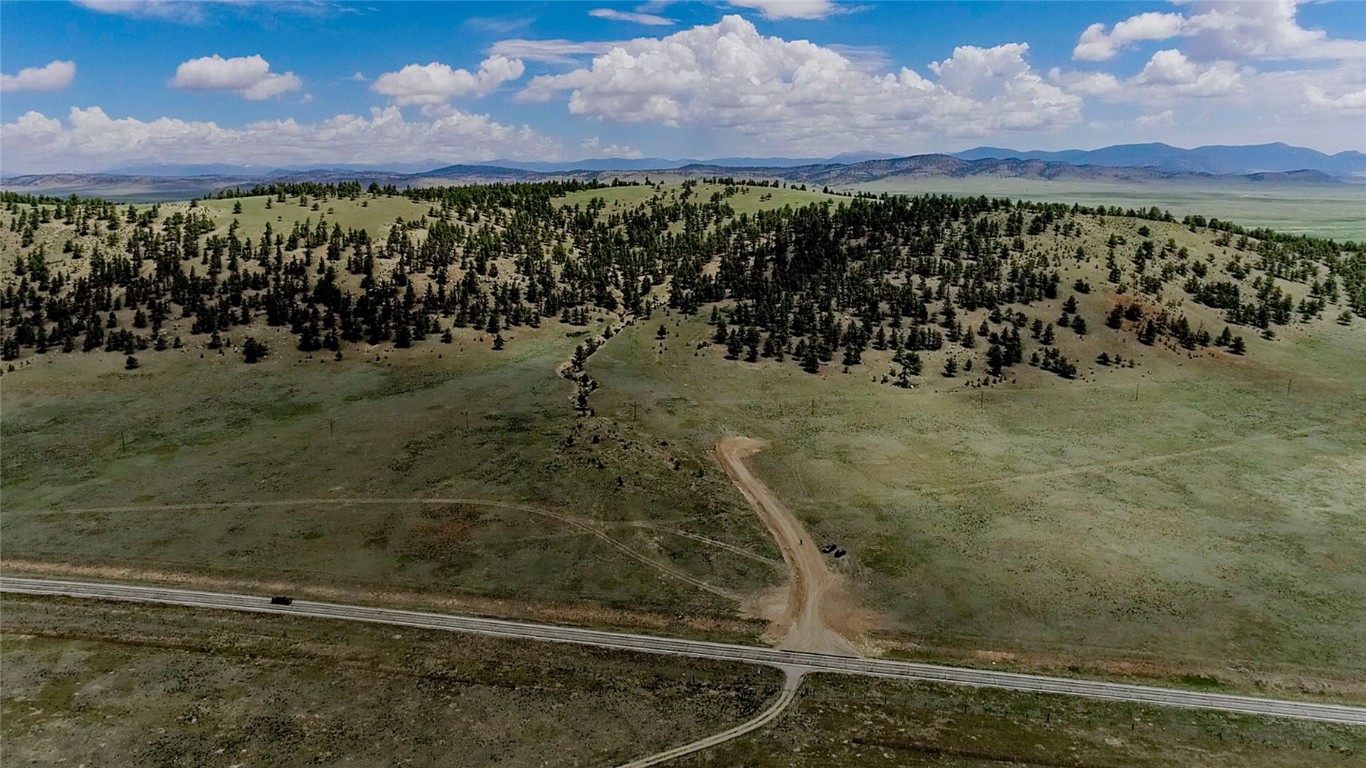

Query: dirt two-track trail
715;436;864;656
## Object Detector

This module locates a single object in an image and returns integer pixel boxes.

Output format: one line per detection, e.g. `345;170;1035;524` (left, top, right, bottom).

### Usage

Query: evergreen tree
725;329;743;360
1106;305;1124;329
243;337;267;363
986;344;1004;377
800;341;820;374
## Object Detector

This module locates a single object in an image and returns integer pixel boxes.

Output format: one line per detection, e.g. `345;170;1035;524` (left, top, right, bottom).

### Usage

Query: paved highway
4;576;1364;726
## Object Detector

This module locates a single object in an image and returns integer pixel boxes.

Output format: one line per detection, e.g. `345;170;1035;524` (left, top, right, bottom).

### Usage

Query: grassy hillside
586;215;1366;688
2;181;1362;693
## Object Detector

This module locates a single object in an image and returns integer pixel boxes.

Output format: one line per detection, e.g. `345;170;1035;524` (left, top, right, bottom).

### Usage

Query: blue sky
2;1;1364;172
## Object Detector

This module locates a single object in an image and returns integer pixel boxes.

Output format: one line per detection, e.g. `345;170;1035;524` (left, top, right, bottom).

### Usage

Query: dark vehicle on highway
269;596;294;605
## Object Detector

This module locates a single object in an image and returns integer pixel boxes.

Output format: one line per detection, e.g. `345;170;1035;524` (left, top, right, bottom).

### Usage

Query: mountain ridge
952;142;1366;177
2;152;1350;204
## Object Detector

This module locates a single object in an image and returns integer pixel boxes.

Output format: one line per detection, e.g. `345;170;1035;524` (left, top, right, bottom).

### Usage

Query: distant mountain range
951;142;1366;178
18;143;1359;184
102;152;902;178
3;145;1358;203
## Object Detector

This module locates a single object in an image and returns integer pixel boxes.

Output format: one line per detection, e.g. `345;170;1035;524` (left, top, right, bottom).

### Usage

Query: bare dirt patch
715;436;871;655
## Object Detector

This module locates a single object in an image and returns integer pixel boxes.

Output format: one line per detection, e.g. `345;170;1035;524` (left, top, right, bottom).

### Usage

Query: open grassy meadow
0;332;781;628
1;595;781;767
679;674;1366;767
854;177;1366;241
557;180;840;218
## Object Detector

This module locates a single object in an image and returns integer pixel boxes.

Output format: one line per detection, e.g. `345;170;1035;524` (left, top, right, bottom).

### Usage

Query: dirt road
615;668;803;768
714;437;862;656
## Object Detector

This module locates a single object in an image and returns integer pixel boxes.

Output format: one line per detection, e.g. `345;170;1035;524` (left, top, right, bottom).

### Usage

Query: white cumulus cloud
1054;49;1243;101
0;106;561;174
727;0;839;21
1135;109;1176;127
1305;84;1366;113
1073;1;1366;62
580;136;644;158
519;16;1079;151
1134;49;1242;97
1;60;77;92
172;54;302;100
372;56;525;108
1074;12;1185;62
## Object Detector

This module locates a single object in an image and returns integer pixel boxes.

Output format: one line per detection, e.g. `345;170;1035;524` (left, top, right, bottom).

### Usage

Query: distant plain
854;178;1366;240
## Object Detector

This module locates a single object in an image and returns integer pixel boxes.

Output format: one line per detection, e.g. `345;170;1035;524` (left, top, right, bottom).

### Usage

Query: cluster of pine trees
0;184;1359;376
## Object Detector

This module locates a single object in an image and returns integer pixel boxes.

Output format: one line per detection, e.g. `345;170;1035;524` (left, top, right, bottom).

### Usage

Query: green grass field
558;180;839;218
1;596;780;768
192;193;431;242
0;327;780;626
680;674;1366;767
854;178;1366;241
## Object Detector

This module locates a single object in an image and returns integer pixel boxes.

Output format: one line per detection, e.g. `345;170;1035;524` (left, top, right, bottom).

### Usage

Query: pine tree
842;344;861;367
986;344;1004;377
1106;305;1124;329
1139;321;1157;345
800;341;820;374
243;337;267;363
725;329;743;360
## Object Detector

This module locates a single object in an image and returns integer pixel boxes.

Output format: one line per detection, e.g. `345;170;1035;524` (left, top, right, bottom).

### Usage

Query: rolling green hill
3;179;1363;696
